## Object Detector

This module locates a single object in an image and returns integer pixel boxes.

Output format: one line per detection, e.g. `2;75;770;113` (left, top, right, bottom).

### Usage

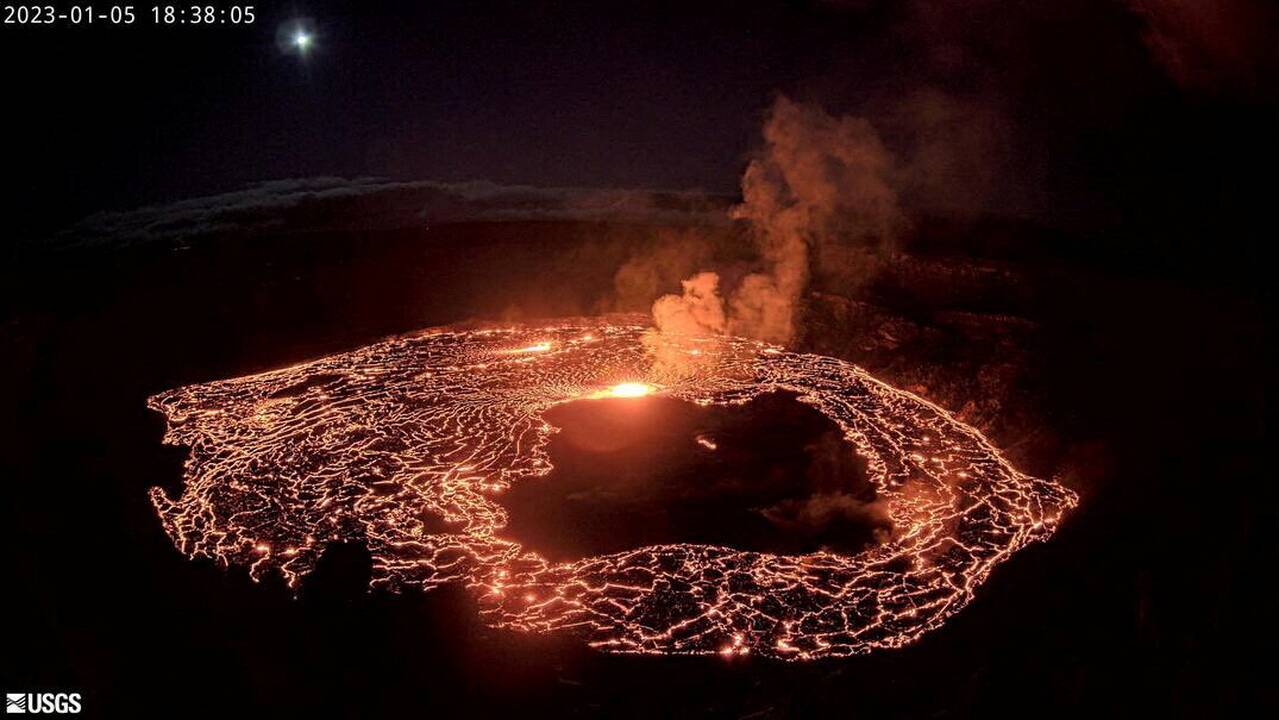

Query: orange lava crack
149;315;1076;659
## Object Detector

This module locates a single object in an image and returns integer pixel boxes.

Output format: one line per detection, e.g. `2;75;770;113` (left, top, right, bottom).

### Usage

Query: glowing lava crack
149;316;1076;659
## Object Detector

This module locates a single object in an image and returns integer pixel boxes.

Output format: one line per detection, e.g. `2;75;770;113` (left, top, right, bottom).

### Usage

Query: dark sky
3;0;1275;252
4;1;825;233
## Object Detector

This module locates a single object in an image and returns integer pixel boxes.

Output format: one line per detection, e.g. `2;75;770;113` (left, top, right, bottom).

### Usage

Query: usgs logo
5;693;81;715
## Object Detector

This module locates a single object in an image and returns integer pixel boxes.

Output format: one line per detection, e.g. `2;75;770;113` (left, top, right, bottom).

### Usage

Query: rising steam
651;271;727;337
649;96;902;353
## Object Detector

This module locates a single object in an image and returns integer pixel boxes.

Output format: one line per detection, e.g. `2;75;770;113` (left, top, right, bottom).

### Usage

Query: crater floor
149;316;1077;659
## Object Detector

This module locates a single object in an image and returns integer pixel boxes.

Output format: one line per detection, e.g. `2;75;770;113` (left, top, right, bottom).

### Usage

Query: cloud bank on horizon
47;178;734;250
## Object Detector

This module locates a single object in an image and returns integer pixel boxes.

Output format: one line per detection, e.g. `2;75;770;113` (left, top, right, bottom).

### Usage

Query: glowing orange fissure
505;341;553;354
581;381;657;400
148;315;1076;660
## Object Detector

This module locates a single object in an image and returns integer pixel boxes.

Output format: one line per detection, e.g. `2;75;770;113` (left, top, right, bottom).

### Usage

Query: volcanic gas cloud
149;317;1075;659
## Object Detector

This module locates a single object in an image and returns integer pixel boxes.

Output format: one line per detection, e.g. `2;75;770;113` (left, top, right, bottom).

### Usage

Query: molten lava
585;383;654;399
148;315;1076;659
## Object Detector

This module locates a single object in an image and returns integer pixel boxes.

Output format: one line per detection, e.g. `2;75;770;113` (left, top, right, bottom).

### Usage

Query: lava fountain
148;315;1076;659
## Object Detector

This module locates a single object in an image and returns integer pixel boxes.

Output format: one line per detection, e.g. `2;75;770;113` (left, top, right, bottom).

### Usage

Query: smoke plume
642;271;727;379
650;271;727;337
647;95;902;349
1125;0;1278;96
612;229;717;313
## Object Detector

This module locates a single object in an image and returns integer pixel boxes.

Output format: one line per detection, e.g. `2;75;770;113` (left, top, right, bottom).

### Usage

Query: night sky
6;1;817;232
4;0;1274;272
